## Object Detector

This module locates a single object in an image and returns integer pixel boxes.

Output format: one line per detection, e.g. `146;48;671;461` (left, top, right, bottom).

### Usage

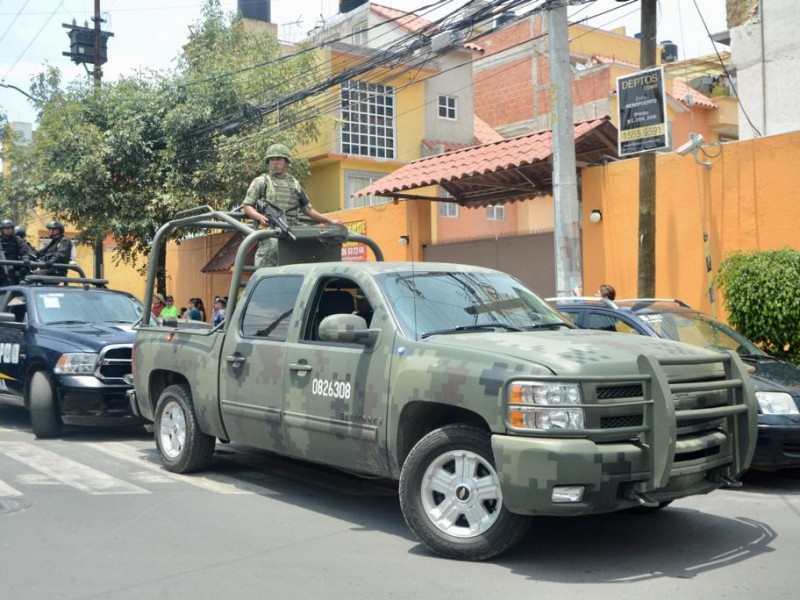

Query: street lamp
0;82;38;102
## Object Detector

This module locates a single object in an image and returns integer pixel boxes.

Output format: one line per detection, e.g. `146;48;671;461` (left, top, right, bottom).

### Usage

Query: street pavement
1;404;799;600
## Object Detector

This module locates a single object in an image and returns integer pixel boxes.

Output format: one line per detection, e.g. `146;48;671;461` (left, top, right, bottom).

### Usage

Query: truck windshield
34;291;144;326
377;270;569;339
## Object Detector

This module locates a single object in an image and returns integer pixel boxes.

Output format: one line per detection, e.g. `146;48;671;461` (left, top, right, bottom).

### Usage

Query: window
345;170;392;209
486;204;505;221
438;202;459;218
584;312;640;334
240;275;303;341
437;95;457;120
352;21;368;46
341;81;395;158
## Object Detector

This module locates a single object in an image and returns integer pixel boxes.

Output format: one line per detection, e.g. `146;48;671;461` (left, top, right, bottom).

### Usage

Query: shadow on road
497;508;775;581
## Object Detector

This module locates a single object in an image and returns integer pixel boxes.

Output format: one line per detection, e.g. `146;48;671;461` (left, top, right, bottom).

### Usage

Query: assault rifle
254;200;297;241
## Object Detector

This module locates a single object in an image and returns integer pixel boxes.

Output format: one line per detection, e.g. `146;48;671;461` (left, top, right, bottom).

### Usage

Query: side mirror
319;313;378;347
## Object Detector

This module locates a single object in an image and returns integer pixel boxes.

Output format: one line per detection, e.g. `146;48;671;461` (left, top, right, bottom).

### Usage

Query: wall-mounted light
399;235;410;246
589;209;603;223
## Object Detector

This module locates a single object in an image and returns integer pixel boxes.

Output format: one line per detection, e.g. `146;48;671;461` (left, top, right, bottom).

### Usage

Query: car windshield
635;309;765;356
34;290;144;326
376;270;569;339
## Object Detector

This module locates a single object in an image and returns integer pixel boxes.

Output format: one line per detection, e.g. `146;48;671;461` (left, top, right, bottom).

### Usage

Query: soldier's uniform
0;219;35;285
37;221;73;277
243;172;313;268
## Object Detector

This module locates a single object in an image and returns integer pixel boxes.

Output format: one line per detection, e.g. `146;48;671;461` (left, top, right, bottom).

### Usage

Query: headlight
756;391;800;415
507;381;584;430
54;353;99;375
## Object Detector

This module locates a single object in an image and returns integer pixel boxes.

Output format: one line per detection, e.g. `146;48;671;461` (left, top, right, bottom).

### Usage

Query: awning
354;116;618;206
201;231;255;273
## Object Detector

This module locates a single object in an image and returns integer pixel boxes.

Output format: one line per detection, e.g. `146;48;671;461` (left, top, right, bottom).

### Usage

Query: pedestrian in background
597;284;616;301
186;298;202;321
152;293;166;317
160;295;179;318
211;296;226;327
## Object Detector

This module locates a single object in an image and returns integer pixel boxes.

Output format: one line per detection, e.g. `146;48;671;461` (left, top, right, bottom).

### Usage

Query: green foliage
2;0;319;278
716;249;800;363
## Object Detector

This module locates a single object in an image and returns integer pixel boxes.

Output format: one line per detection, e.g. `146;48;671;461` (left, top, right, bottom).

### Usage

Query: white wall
732;0;800;139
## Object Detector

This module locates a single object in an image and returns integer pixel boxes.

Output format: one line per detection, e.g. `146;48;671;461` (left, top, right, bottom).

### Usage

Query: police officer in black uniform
14;225;34;256
0;218;35;285
36;221;73;277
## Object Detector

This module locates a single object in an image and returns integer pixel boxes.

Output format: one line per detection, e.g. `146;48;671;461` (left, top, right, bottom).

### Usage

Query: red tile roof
356;117;618;206
473;115;503;144
370;3;483;53
672;78;717;109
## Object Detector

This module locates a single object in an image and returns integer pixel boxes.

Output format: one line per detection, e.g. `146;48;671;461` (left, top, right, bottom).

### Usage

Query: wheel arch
148;370;190;416
23;360;53;410
394;401;490;473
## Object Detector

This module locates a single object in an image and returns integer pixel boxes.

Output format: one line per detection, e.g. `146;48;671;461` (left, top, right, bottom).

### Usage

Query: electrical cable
690;0;761;137
2;0;65;81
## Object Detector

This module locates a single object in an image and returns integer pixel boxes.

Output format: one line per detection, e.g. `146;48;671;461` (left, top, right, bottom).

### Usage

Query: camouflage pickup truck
130;207;757;561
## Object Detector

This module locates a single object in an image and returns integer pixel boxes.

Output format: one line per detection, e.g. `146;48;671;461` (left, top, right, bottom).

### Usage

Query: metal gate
423;229;556;297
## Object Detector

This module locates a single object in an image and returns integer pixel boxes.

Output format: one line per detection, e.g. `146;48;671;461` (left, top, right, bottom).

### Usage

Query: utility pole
637;0;658;296
62;1;113;280
92;0;104;279
548;0;582;297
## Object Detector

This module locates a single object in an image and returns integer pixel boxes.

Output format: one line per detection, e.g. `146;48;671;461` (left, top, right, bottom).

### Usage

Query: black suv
550;297;800;469
0;267;145;438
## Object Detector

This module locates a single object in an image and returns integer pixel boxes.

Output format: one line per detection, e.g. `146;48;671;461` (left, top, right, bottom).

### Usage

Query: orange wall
581;130;800;319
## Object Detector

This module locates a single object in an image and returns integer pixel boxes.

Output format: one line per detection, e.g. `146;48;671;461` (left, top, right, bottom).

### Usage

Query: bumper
752;423;800;468
55;375;141;423
492;435;730;516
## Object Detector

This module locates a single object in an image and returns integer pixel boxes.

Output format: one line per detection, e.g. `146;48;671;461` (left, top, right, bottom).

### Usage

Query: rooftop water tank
661;40;679;62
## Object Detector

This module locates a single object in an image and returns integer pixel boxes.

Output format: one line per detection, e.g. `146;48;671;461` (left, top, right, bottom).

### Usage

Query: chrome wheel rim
159;400;187;460
420;449;503;538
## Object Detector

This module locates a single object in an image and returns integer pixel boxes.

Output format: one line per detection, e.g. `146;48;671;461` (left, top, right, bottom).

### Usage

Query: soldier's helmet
13;226;25;238
46;220;65;234
0;218;15;229
266;143;292;164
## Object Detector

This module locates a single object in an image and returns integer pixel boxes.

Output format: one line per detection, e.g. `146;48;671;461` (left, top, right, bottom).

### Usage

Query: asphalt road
1;404;799;600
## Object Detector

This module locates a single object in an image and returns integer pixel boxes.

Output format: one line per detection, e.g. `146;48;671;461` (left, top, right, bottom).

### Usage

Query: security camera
675;133;704;156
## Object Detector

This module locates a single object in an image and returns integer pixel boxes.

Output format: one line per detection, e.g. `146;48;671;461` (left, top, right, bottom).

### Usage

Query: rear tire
399;424;531;561
29;371;62;439
154;384;215;473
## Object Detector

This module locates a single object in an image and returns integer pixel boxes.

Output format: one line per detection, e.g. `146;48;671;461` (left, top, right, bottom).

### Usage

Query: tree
5;0;319;294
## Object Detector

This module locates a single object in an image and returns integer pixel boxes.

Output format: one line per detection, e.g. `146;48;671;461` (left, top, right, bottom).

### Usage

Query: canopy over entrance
355;117;618;206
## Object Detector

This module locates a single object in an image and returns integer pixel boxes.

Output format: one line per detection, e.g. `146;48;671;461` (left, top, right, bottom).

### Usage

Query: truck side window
240;275;303;341
6;292;27;324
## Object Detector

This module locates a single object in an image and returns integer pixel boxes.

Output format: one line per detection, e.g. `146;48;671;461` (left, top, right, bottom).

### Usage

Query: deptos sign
617;66;668;156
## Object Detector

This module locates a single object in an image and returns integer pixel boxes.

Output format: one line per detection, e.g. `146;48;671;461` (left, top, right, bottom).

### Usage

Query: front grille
95;344;132;383
601;415;643;429
597;384;643;399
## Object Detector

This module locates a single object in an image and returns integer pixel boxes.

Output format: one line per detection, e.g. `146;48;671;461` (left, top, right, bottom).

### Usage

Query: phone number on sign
312;378;352;400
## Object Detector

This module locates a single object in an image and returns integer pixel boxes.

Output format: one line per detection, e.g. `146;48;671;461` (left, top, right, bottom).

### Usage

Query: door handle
225;355;246;367
289;362;312;373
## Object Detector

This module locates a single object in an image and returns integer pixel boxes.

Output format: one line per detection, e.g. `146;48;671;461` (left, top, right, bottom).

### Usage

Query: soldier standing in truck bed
242;143;341;268
0;218;36;285
36;221;73;277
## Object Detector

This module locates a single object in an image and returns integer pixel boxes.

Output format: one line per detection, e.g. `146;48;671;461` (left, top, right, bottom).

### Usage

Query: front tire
154;384;215;473
399;424;531;561
29;371;62;439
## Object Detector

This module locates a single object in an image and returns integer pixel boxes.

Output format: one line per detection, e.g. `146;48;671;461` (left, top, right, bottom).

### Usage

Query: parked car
550;297;800;469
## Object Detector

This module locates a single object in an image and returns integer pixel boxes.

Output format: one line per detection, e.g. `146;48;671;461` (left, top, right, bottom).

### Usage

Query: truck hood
425;328;724;378
36;323;136;353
